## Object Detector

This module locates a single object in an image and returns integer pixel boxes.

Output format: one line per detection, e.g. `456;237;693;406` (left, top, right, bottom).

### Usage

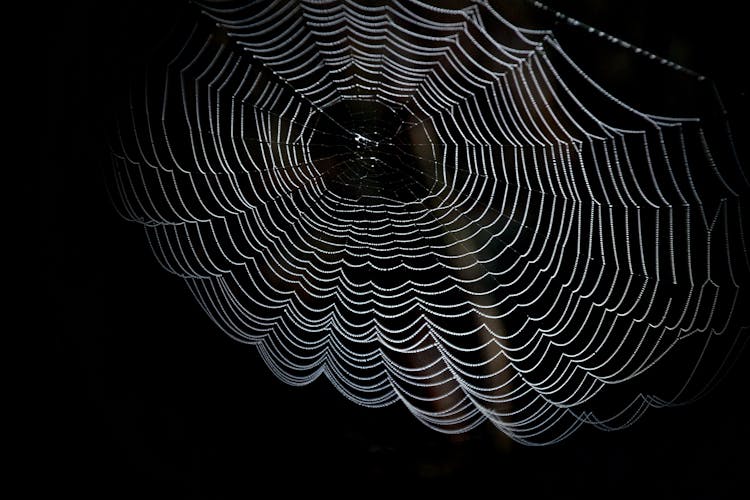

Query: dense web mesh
110;0;749;444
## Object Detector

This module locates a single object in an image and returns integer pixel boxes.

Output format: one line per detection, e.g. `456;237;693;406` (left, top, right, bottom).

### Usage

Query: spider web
110;0;749;445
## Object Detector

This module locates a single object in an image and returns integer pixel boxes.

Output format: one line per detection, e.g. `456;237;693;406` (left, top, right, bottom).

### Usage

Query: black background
42;1;748;497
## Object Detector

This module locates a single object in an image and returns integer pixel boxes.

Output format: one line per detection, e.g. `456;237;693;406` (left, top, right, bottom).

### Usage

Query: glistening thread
109;0;749;445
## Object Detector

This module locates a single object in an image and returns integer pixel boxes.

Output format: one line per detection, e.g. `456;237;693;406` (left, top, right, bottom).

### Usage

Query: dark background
42;1;748;497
